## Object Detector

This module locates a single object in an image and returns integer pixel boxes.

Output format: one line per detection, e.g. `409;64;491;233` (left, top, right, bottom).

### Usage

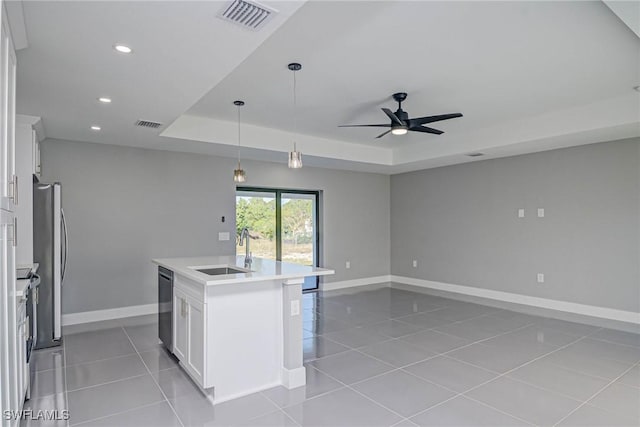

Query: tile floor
23;284;640;426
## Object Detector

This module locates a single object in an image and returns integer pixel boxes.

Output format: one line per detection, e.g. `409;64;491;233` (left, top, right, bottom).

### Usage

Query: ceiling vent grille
466;152;485;157
218;0;277;31
135;120;163;129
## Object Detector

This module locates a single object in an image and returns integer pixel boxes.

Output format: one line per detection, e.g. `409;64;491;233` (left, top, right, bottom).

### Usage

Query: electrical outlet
518;208;525;218
290;300;300;316
537;273;545;283
218;232;230;241
537;208;545;218
345;261;351;269
412;260;418;268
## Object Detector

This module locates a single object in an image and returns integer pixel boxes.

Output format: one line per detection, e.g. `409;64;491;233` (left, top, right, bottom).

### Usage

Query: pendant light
287;63;303;169
233;100;247;183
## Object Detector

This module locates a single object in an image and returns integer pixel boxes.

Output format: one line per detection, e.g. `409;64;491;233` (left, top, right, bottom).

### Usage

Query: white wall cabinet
15;116;43;265
172;283;206;388
0;4;16;213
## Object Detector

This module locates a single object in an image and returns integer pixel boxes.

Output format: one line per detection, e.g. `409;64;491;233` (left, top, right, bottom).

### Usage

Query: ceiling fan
339;92;463;139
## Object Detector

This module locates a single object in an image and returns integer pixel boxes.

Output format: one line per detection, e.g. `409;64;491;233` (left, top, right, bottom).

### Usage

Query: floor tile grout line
63;350;141;369
552;360;640;427
63;332;70;427
66;373;150;394
69;400;168;427
309;362;425;423
327;296;640;422
401;333;592;425
256;394;303;426
121;326;186;427
34;351;142;375
310;306;543;426
308;316;542;390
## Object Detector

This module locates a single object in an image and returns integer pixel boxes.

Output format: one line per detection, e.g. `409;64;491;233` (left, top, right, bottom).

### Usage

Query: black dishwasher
158;267;173;350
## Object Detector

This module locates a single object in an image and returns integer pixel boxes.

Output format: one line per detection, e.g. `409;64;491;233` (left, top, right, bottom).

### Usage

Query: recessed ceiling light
113;44;133;54
98;97;112;103
90;125;101;131
634;86;640;93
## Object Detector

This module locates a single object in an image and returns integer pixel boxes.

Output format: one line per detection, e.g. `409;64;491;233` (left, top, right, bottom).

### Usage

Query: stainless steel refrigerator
33;176;68;349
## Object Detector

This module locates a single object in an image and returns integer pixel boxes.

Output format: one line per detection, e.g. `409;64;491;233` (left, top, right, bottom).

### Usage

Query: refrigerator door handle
61;208;68;284
53;184;62;340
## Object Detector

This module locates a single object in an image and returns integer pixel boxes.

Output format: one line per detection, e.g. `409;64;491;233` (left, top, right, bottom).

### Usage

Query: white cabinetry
0;1;21;425
0;209;17;427
172;288;188;361
0;3;16;213
172;279;206;388
15;116;43;265
16;298;27;404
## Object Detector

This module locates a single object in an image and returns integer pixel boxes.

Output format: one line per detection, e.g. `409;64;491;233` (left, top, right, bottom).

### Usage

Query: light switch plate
412;260;418;268
290;300;300;316
345;261;351;269
218;232;230;241
537;273;545;283
537;208;545;218
518;209;525;218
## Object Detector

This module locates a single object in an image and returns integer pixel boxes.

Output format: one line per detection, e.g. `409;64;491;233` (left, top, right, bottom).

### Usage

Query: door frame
236;186;321;291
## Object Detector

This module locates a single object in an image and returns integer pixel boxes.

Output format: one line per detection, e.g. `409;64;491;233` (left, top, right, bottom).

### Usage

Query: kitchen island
152;256;334;403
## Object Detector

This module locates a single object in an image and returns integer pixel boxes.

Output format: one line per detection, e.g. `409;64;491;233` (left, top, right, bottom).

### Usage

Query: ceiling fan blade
409;125;444;135
381;108;405;126
375;129;392;139
410;113;463;126
338;124;391;128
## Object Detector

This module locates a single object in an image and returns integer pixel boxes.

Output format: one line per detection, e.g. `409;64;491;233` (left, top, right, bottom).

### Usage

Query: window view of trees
235;196;314;266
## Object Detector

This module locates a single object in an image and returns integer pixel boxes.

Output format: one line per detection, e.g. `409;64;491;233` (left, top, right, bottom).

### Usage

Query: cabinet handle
8;217;17;247
8;174;18;205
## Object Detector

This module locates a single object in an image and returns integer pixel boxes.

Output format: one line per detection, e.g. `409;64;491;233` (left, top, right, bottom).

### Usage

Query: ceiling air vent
135;120;163;129
218;0;277;31
466;152;484;157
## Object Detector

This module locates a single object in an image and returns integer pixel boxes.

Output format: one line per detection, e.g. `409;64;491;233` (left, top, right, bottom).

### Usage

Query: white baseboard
282;367;306;389
320;275;391;292
62;303;158;326
391;275;640;325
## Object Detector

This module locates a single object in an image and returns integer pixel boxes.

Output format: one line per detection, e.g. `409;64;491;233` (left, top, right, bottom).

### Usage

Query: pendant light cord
293;69;297;151
237;104;241;163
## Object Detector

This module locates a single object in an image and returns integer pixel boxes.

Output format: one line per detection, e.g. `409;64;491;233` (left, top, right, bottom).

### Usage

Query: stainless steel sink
195;267;248;276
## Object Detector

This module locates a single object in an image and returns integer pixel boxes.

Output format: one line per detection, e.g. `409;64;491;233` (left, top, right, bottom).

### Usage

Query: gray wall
41;139;390;314
391;138;640;313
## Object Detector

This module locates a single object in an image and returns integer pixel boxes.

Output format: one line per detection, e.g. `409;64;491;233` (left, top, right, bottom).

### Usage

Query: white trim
62;303;158;326
281;366;306;389
320;275;392;292
391;275;640;325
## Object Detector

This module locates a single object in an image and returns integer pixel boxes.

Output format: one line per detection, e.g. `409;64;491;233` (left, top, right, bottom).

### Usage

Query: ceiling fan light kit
339;92;463;139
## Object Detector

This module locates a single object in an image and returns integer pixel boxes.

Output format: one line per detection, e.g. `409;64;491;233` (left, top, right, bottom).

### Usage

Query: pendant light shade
288;142;302;169
288;63;303;169
233;100;247;182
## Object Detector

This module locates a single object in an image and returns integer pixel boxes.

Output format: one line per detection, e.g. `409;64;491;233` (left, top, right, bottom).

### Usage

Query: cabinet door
1;209;17;423
16;303;26;404
0;14;16;213
186;297;205;385
172;288;188;362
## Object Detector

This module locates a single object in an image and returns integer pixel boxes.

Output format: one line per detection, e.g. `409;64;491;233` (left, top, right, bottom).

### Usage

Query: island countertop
152;255;334;286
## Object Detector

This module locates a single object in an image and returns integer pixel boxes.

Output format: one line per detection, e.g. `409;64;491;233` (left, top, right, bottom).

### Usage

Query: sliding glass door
236;187;320;291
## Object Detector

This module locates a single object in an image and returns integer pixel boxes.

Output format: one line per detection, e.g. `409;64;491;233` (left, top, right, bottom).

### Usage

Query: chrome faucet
239;227;252;268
